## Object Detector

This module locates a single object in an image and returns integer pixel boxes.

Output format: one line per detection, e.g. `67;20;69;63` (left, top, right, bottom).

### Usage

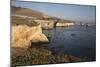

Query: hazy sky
11;1;96;23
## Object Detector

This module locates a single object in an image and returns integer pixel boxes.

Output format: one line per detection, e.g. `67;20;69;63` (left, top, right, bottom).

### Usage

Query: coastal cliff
56;22;74;27
11;6;82;66
12;24;49;48
12;6;75;30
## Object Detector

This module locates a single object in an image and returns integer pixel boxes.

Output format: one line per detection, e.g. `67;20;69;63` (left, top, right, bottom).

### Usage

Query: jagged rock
12;25;49;48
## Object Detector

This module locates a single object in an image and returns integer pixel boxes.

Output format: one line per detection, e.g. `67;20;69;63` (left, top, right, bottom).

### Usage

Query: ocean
43;25;96;61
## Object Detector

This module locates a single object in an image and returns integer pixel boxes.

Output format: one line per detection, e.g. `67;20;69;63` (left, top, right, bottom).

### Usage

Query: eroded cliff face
56;22;74;27
12;25;49;48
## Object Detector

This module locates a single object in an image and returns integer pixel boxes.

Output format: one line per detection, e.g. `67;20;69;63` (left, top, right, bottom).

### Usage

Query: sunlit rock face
12;25;49;48
56;22;74;27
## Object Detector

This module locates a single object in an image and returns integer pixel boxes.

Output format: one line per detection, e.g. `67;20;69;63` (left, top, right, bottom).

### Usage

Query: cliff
56;22;74;27
56;20;74;27
12;25;49;48
12;6;74;30
11;6;82;66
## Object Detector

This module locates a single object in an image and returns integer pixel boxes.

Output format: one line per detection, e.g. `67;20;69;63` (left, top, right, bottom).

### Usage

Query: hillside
11;6;72;22
11;6;74;30
11;6;44;19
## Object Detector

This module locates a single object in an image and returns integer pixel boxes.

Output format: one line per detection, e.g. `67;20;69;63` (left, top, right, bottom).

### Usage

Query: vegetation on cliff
12;46;81;66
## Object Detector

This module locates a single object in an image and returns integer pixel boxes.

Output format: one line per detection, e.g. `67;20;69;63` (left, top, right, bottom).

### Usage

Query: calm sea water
43;25;96;61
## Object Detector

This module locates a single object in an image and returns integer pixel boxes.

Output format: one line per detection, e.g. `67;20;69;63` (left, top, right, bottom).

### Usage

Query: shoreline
12;44;82;66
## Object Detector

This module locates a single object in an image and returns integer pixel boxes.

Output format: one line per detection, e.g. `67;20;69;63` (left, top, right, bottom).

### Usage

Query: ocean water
43;25;96;61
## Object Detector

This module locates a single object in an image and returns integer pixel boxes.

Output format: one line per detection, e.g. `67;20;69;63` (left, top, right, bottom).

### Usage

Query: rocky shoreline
11;24;82;67
12;46;82;66
11;6;82;67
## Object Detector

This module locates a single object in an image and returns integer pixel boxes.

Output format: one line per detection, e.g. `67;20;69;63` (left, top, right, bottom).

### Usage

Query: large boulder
12;25;49;48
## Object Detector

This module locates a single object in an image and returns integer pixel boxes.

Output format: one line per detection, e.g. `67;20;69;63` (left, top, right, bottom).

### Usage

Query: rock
56;22;74;27
31;33;49;43
12;24;49;48
34;20;56;29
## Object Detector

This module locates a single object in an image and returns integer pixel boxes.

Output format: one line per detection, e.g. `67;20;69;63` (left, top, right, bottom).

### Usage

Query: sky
11;1;96;23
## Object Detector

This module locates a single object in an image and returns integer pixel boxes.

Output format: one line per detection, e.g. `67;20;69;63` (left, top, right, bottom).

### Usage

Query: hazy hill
11;6;44;19
11;6;73;28
11;6;72;21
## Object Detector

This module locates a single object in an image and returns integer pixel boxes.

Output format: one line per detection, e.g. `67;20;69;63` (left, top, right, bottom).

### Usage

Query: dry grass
12;47;82;66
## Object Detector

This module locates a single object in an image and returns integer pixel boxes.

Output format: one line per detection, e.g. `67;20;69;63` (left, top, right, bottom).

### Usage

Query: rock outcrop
56;22;74;27
12;25;49;48
34;20;57;29
56;20;74;27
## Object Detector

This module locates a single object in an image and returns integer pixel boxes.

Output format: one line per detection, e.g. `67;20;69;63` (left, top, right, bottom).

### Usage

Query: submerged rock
12;24;49;48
